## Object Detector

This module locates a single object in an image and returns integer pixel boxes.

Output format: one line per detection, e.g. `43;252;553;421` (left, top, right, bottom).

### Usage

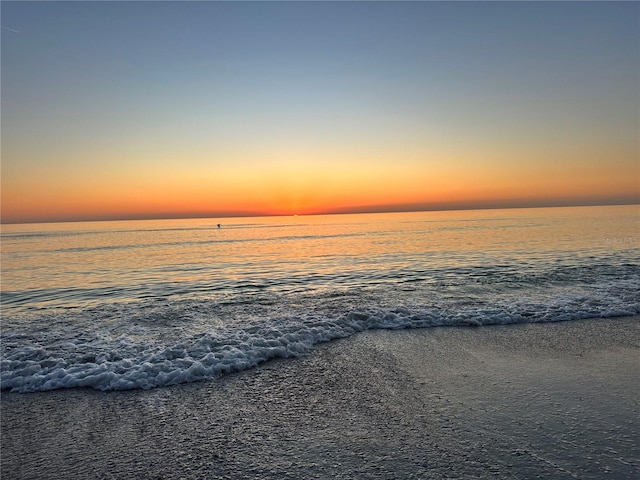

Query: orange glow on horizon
2;123;638;224
2;148;638;223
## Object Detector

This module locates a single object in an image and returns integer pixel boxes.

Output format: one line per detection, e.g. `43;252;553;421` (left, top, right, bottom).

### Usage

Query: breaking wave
2;277;638;393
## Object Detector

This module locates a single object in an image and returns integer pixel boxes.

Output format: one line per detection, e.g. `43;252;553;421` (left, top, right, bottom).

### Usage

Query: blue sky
2;1;638;222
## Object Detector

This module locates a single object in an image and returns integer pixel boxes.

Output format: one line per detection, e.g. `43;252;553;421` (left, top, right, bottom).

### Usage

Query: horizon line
2;198;638;226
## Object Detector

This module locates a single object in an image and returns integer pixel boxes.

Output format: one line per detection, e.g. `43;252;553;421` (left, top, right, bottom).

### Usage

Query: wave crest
2;290;638;393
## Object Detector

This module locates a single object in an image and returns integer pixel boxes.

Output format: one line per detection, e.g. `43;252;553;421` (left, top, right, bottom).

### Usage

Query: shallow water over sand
2;317;638;479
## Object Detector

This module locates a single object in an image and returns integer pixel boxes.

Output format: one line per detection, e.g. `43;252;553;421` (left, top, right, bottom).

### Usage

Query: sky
1;1;639;224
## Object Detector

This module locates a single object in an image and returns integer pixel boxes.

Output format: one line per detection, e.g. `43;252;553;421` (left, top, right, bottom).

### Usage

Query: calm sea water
1;205;639;392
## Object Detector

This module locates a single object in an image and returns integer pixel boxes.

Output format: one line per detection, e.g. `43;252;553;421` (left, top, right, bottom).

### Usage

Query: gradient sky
1;1;639;223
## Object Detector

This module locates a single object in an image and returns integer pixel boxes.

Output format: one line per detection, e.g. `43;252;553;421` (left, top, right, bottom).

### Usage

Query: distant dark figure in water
217;224;221;229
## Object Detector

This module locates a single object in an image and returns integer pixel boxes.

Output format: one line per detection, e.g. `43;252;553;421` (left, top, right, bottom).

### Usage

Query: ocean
1;205;638;393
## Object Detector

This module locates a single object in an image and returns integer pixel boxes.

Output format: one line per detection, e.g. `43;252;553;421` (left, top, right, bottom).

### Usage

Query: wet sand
2;317;639;479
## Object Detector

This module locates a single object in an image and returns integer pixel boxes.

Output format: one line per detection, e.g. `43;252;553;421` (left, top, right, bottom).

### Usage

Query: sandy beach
2;316;638;479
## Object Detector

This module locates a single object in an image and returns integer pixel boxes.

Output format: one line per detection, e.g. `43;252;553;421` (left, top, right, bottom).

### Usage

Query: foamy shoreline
2;316;639;479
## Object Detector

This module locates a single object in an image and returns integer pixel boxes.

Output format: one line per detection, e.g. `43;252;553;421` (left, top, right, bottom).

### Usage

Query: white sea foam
2;286;638;393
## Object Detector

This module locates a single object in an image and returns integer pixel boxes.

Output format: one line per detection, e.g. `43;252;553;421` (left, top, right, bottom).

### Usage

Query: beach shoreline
2;316;639;479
